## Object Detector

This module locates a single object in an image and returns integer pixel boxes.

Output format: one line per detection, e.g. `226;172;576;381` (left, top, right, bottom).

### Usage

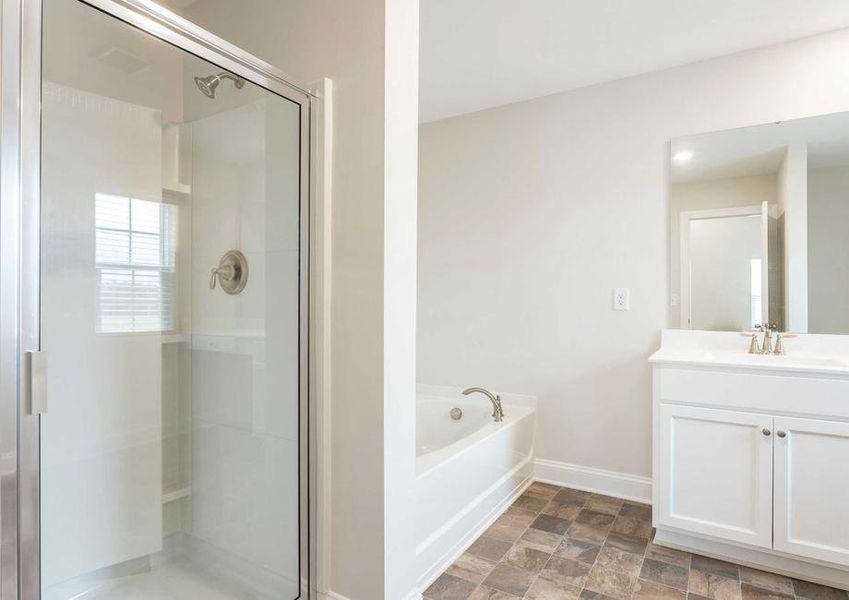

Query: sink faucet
752;323;784;355
462;387;505;422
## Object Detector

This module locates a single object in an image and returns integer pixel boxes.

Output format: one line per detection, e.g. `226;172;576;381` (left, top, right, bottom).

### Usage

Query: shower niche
36;0;307;598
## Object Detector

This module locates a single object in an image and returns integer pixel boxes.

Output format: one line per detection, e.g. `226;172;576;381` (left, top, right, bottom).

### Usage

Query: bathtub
415;385;536;588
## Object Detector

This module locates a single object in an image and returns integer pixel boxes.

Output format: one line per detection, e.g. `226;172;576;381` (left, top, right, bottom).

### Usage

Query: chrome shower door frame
0;1;316;598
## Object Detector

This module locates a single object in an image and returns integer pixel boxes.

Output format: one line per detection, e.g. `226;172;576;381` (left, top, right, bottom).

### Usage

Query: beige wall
670;174;777;327
418;29;849;481
808;165;849;335
182;2;418;599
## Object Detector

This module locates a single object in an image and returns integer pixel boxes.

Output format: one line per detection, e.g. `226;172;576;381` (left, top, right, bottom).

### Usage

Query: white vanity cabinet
651;330;849;590
773;416;849;565
657;404;774;549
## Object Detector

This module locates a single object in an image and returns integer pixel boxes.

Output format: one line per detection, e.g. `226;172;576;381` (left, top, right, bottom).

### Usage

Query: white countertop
650;330;849;377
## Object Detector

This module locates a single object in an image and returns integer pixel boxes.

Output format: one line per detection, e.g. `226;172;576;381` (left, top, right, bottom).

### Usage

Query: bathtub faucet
462;387;504;422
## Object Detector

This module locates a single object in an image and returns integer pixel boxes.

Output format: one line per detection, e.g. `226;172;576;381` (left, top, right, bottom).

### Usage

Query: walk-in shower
194;72;246;99
0;0;314;598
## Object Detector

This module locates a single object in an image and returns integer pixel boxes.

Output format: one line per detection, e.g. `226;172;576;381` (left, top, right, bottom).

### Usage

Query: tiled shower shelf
162;486;191;504
161;332;190;344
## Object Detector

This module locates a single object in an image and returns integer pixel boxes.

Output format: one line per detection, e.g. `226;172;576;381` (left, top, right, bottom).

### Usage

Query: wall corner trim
534;458;652;503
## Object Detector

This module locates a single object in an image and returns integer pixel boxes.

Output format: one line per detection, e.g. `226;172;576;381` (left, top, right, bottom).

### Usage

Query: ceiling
419;0;849;123
670;111;849;183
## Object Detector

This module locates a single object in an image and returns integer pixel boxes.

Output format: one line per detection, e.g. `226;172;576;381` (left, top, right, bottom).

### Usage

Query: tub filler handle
462;387;504;422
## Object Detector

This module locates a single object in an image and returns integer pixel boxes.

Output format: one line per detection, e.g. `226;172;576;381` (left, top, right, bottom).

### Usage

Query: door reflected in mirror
669;112;849;335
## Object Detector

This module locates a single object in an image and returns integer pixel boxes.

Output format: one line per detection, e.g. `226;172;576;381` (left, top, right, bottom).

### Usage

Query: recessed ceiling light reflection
672;151;694;163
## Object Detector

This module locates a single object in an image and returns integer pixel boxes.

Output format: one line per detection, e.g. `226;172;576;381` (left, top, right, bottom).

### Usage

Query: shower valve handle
209;264;235;289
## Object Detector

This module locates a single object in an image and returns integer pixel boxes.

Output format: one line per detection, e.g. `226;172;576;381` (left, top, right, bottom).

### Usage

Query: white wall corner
383;0;420;598
310;76;334;597
534;458;652;503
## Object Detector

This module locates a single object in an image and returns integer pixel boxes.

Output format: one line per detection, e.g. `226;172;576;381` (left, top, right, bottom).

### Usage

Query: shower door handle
28;351;47;415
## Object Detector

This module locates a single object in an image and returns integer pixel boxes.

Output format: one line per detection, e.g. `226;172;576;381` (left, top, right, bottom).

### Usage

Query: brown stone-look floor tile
554;536;602;565
633;578;686;599
585;495;624;516
519;527;563;553
619;501;652;520
530;513;571;535
609;514;652;539
691;555;740;581
640;557;689;591
739;567;794;597
594;546;643;578
645;541;692;569
424;573;478;600
485;507;536;543
580;590;619;600
740;583;793;600
513;491;550;513
688;569;742;600
542;498;584;521
467;535;512;563
503;505;537;524
554;488;591;504
467;585;519;600
446;552;496;584
792;578;849;600
567;522;610;545
527;482;561;498
584;562;638;600
525;577;582;600
688;595;712;600
502;540;551;574
575;509;616;529
604;531;648;555
539;555;592;588
480;563;535;597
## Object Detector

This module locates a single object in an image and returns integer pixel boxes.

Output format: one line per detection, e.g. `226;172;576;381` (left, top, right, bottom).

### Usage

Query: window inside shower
39;0;305;598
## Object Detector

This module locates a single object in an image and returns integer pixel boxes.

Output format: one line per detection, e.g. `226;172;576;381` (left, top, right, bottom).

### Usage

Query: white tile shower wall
187;98;300;588
418;29;849;484
40;81;163;585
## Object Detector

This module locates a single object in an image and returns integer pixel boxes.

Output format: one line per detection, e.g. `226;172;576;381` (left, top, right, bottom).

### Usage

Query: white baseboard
534;458;652;503
318;584;424;599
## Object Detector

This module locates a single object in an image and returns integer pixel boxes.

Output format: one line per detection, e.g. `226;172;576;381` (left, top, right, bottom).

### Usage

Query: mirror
669;112;849;335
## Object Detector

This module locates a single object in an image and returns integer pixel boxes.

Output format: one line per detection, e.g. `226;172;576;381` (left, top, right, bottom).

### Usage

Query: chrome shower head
193;72;246;99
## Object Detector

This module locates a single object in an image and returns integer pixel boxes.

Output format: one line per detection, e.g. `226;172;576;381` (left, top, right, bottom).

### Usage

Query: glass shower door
36;0;309;598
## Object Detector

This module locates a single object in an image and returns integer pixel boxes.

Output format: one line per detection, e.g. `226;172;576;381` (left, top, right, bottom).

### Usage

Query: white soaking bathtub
415;384;536;589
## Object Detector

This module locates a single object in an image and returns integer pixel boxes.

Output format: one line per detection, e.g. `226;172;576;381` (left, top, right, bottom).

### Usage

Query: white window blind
95;193;177;333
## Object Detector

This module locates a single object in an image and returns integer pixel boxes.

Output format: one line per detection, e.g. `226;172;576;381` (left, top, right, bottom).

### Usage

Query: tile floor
424;483;849;600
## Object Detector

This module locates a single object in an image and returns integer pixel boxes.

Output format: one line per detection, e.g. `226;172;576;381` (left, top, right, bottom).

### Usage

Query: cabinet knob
777;430;786;438
762;428;771;436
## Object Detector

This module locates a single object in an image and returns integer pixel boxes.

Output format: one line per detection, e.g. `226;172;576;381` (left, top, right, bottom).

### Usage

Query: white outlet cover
613;287;630;311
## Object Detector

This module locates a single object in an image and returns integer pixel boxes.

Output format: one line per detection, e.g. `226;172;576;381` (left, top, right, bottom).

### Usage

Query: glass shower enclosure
0;0;313;598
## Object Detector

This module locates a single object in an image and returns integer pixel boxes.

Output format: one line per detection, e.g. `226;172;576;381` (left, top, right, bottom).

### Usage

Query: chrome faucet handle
747;332;759;354
773;333;786;355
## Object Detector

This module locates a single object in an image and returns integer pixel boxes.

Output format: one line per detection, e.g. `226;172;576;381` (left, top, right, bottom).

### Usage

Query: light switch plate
613;288;630;311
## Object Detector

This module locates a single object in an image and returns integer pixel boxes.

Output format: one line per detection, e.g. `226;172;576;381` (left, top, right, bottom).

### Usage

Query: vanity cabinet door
774;416;849;566
657;404;773;548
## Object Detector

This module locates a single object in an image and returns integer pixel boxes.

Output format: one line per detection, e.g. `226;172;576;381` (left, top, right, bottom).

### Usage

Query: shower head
193;72;246;99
